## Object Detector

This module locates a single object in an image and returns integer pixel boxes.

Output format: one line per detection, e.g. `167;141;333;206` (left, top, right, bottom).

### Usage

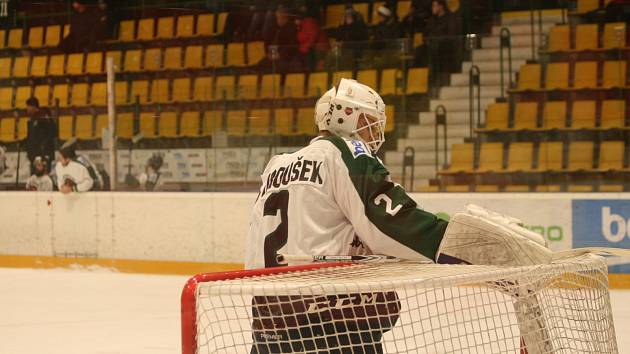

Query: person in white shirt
25;156;53;191
55;140;95;194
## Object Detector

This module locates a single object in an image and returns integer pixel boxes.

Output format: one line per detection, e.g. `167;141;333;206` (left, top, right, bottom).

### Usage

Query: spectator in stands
372;5;401;49
258;4;301;72
58;0;99;53
223;2;254;42
137;153;164;191
26;156;53;192
25;97;56;175
604;0;630;23
296;2;329;70
335;6;369;68
93;0;113;41
55;139;103;193
401;2;430;38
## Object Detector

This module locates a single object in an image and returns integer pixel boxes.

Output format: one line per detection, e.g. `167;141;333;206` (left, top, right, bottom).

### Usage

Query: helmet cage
351;109;386;153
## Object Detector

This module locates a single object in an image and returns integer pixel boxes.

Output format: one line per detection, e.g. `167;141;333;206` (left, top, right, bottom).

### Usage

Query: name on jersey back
260;156;324;197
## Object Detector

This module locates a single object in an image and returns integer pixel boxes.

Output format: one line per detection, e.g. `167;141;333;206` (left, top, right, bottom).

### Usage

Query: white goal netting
182;254;617;354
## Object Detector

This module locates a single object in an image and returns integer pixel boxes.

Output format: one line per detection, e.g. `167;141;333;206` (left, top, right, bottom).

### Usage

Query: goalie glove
436;204;553;267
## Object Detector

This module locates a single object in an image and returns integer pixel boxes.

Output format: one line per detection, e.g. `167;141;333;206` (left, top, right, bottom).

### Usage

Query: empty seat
139;112;157;138
172;78;191;102
34;85;50;106
600;184;624;192
537;142;563;171
260;74;281;99
0;29;5;49
16;117;28;140
184;45;203;68
573;61;597;89
52;84;69;107
180;111;200;137
0;118;16;142
598;141;625;171
28;27;44;47
144;48;162;71
163;47;182;70
71;83;89;106
105;51;122;71
157;17;174;38
176;15;194;37
130;80;149;103
357;70;378;92
273;108;294;135
535;185;562;192
332;71;353;86
603;22;626;48
504;185;531;192
600;100;626;129
477;143;504;172
227;110;246;136
385;105;395;132
124;49;142;72
548;25;570;51
247;41;265;66
58;115;74;140
15;86;31;108
513;102;538;130
196;13;215;36
296;108;316;135
577;0;599;13
45;25;62;46
0;58;11;78
602;61;626;88
406;68;429;94
118;20;135;41
193;76;213;101
248;109;271;136
567;185;594;192
137;18;155;40
325;4;345;28
95;114;108;138
66;53;84;75
237;74;258;99
205;44;224;67
215;13;228;35
0;87;12;109
150;79;169;103
307;72;329;97
566;141;594;171
570;100;596;129
226;43;245;67
541;101;566;129
380;69;400;95
397;1;412;15
506;142;534;172
545;62;569;89
444;185;471;192
115;81;128;104
90;82;107;106
116;113;134;138
475;185;499;192
482;103;508;130
75;114;94;139
30;56;46;77
12;56;29;77
284;73;305;97
159;112;178;137
85;52;103;74
441;143;474;173
517;64;541;90
575;24;598;50
7;29;23;48
215;75;235;100
202;110;222;135
48;54;65;76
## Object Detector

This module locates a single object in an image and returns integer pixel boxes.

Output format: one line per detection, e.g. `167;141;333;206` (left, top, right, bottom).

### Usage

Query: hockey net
181;254;617;354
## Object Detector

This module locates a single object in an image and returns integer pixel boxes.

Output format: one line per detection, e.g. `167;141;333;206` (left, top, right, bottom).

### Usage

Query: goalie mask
326;79;387;153
314;87;336;131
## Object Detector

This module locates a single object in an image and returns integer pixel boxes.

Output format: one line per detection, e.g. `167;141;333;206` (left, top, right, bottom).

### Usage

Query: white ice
1;267;629;354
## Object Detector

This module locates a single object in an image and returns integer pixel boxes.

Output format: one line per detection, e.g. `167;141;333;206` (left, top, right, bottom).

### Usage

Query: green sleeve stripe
321;136;447;260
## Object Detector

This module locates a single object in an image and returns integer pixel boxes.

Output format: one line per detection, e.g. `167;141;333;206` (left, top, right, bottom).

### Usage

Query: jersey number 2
263;190;289;268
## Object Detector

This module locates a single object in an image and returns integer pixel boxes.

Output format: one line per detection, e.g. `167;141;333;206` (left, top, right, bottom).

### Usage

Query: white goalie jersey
245;135;448;269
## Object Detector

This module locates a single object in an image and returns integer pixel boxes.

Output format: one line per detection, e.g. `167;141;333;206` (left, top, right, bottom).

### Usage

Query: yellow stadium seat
385;105;395;132
7;29;23;48
130;80;149;103
86;52;103;74
205;44;224;67
541;101;566;129
603;22;626;48
260;74;281;99
600;184;624;192
0;57;11;78
184;45;203;68
354;3;369;22
75;114;94;139
332;71;353;86
444;185;471;192
506;142;534;172
105;51;122;71
296;107;317;135
237;74;258;99
159;112;178;137
248;109;271;136
115;81;128;105
52;84;69;107
504;185;531;192
196;13;215;36
193;76;213;101
284;73;305;97
71;83;89;107
573;61;597;89
116;113;134;138
180;111;200;137
118;20;135;41
48;54;65;76
517;64;540;90
15;86;31;109
0;29;5;49
380;69;401;95
215;75;235;100
482;103;508;130
17;117;28;140
325;4;345;28
172;78;191;102
577;0;599;13
567;185;594;192
66;53;84;75
226;43;245;67
137;18;154;40
307;72;329;97
476;142;504;172
548;25;570;52
216;13;227;34
601;100;626;129
28;27;43;47
163;47;182;70
440;143;474;174
157;17;174;38
247;41;265;66
30;56;46;77
602;61;626;88
202;110;222;135
545;62;569;89
570;100;596;129
398;1;411;16
567;141;594;171
12;56;29;78
95;114;108;138
537;142;563;171
0;87;11;109
273;108;294;135
123;49;142;72
598;141;625;171
144;48;162;71
535;184;562;192
575;24;598;50
513;102;538;130
139;112;157;138
0;118;15;142
34;85;50;106
177;15;194;37
406;68;429;94
475;185;499;192
45;25;62;46
150;79;169;103
58;115;74;140
357;70;378;91
90;82;107;106
227;110;246;136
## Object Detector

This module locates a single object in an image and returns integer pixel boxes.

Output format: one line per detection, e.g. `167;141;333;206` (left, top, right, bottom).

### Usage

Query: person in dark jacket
335;6;369;68
258;4;301;72
25;97;56;175
58;0;100;53
372;6;401;50
422;0;462;88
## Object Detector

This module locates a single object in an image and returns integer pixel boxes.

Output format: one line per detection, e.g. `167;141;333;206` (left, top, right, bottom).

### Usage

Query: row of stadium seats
118;13;227;41
420;183;624;193
515;60;627;91
0;25;69;49
0;104;396;142
481;100;627;131
440;140;627;174
548;22;626;51
0;69;428;109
